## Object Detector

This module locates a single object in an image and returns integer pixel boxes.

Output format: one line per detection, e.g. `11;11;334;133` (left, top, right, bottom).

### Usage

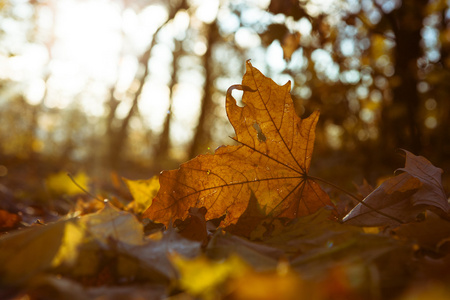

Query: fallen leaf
171;253;248;299
46;172;89;196
0;219;82;285
25;275;167;300
206;230;282;271
144;61;332;226
86;284;167;300
258;208;362;256
26;275;87;300
343;151;450;226
224;191;268;238
392;211;450;256
51;220;85;268
81;202;145;247
343;172;423;226
123;176;159;214
0;209;21;231
117;226;202;280
228;267;306;300
397;150;450;215
175;207;208;243
291;233;398;278
355;179;374;198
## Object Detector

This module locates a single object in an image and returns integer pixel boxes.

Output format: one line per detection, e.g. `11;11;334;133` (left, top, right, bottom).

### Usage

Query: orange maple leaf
143;61;332;226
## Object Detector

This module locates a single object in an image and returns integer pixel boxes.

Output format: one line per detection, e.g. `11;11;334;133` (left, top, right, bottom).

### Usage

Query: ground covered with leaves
1;62;450;300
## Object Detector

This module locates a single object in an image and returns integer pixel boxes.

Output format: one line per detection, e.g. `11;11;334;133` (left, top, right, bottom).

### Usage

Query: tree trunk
381;0;427;153
188;22;218;159
154;40;182;160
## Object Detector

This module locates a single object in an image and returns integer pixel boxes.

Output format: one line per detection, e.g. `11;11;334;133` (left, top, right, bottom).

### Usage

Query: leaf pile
1;62;450;300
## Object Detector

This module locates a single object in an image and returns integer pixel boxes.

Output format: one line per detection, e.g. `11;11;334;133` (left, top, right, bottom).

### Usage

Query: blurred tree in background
0;0;449;194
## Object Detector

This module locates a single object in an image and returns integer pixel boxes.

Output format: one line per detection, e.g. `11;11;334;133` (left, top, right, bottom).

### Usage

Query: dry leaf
0;209;21;230
123;176;159;214
0;219;82;284
259;208;362;256
144;61;332;226
175;207;208;243
343;172;423;226
81;202;145;247
206;230;282;271
224;191;268;238
397;150;450;215
171;253;248;299
117;226;202;280
46;172;89;196
343;150;450;226
392;211;450;254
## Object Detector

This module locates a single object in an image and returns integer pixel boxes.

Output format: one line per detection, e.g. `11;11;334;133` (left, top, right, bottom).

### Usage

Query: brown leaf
259;208;362;256
343;172;423;226
117;226;202;280
175;207;208;244
397;150;450;215
392;211;450;255
225;191;268;238
143;61;332;226
343;150;449;226
0;209;21;231
354;179;374;199
206;230;282;271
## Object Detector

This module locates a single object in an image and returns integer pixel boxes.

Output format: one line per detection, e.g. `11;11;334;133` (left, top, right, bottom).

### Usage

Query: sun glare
2;0;334;159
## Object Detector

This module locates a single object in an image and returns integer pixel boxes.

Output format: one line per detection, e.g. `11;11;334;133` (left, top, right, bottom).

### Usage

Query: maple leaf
225;191;268;238
143;61;332;226
397;150;450;215
343;150;450;226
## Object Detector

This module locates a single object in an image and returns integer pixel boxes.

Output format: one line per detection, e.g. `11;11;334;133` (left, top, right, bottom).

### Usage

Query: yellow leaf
171;254;248;299
123;176;159;214
46;171;89;196
362;227;380;234
51;221;85;267
0;220;75;284
229;268;305;300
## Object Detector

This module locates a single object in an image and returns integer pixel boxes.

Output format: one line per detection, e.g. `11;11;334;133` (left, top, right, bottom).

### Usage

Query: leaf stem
67;172;103;203
308;175;404;224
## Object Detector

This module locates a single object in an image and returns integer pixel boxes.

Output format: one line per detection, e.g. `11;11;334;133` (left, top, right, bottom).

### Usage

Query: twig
67;172;103;203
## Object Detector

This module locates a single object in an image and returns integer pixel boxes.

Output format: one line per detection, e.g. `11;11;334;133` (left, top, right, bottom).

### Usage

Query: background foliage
0;0;449;208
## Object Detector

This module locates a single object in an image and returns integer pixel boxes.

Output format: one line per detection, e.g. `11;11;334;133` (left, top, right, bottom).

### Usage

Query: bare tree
105;0;187;169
